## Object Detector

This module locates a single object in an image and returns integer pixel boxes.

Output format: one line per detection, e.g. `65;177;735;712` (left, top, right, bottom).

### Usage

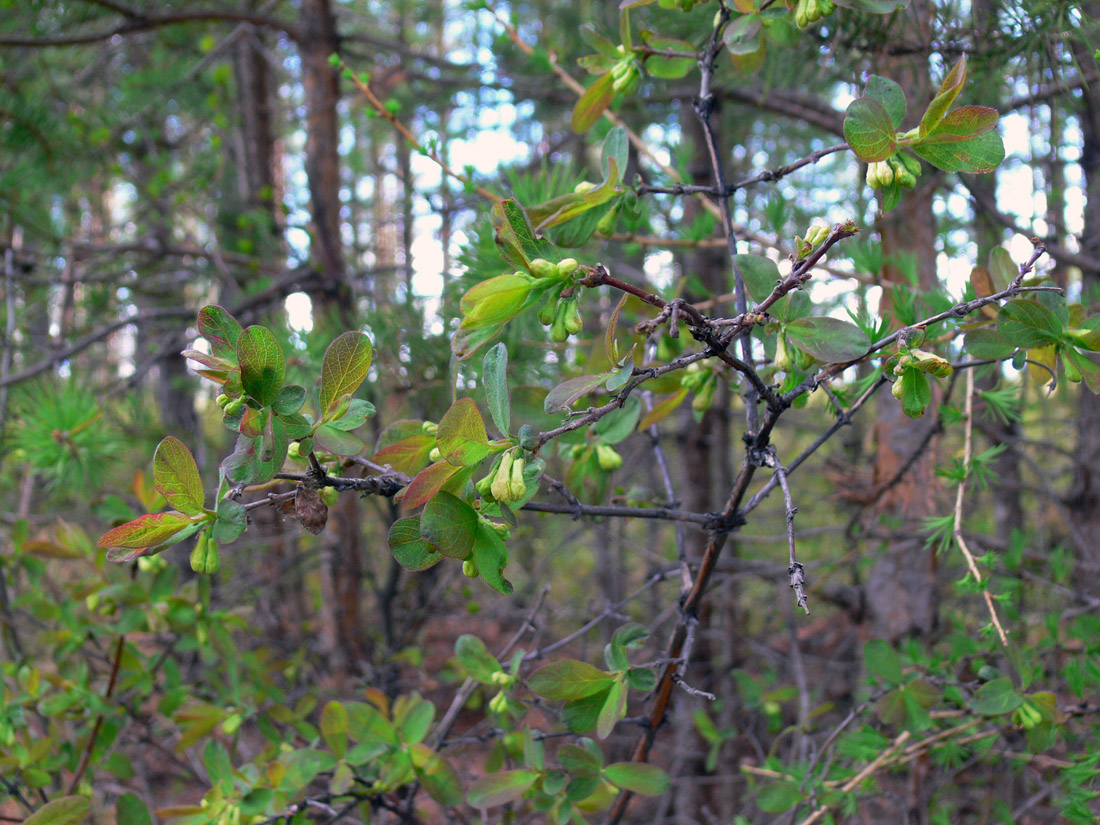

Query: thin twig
952;368;1009;646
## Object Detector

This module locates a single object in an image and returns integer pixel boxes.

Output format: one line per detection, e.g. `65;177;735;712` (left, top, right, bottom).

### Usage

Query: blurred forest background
2;1;1100;823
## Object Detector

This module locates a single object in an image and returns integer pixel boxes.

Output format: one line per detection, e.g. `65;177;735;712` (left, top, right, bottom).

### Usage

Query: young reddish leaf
919;105;999;144
572;71;615;134
436;398;490;467
153;436;205;516
197;305;243;358
918;54;967;138
863;75;906;129
544;372;613;413
914;129;1005;173
98;512;194;550
467;769;539;808
557;744;603;776
420;492;479;559
529;659;616;701
236;325;285;406
388;517;442;571
180;348;227;370
843;97;898;162
373;434;436;476
401;461;464;510
320;331;373;416
638;388;690;431
603;762;671;795
472;521;514;595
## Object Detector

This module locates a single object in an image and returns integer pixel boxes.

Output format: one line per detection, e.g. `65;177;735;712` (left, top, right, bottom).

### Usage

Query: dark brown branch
0;8;301;47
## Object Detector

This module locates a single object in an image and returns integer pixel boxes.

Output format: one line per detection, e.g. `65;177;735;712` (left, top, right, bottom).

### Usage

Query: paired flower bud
489;450;527;503
794;0;836;28
189;533;221;575
867;153;921;190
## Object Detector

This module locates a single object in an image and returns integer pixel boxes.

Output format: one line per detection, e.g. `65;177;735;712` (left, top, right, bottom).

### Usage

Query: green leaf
272;384;306;416
864;639;902;684
997;299;1063;348
594;396;640;444
411;745;464;806
313;423;365;457
863;75;906;129
388;517;441;570
437;398;490;467
602;125;629;180
473;521;514;595
237;325;285;406
844;97;897;162
467;769;539;807
115;794;152;825
987;246;1015;291
918;55;967;138
1064;347;1100;393
452;321;506;360
212;498;247;544
723;15;762;55
456;634;502;683
529;660;616;701
733;254;780;304
321;701;349;758
644;37;694;78
597;679;626;739
320;331;373;415
912;130;1005;173
153;436;205;516
964;329;1015;360
491;199;559;270
970;677;1024;715
562;687;612;733
420;492;479;559
98;512;195;550
785;317;870;362
603;762;670;795
627;667;657;692
833;0;909;10
483;343;511;436
756;781;803;813
23;796;91;825
898;368;931;419
460;273;536;329
558;744;603;777
328;398;375;431
572;71;615;134
544;372;612;413
197;305;242;358
401;699;435;744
